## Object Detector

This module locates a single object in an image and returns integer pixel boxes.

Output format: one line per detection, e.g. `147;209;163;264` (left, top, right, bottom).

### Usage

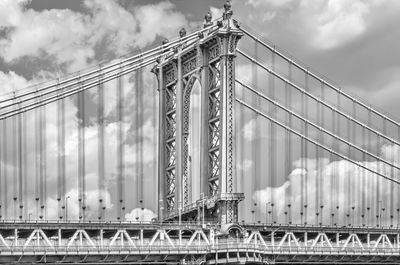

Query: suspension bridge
0;1;399;264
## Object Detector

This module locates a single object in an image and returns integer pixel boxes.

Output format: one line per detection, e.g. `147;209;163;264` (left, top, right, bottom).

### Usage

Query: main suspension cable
0;24;217;106
239;24;400;129
235;98;400;185
236;79;400;174
0;55;159;120
237;49;400;148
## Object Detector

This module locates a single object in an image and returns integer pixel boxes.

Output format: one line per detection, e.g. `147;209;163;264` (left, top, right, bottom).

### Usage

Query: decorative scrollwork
226;57;234;193
208;44;220;61
182;56;197;75
207;61;221;196
164;69;176;85
163;67;178;212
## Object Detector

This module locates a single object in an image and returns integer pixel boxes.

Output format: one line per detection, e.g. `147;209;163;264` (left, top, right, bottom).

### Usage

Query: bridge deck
0;222;399;263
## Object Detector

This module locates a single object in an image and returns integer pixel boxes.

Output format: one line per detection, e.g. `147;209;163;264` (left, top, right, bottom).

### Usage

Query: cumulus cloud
46;189;113;220
237;0;383;50
252;144;400;226
0;71;30;98
0;0;188;72
125;208;157;222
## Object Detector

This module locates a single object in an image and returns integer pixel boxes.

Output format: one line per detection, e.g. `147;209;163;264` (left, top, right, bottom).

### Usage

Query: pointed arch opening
187;79;202;204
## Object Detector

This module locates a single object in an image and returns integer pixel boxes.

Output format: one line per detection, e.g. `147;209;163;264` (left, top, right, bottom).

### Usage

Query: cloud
246;0;295;8
210;6;224;20
125;208;157;222
0;71;30;98
242;118;256;141
45;189;113;220
313;0;369;49
0;0;188;73
251;144;400;226
235;0;400;51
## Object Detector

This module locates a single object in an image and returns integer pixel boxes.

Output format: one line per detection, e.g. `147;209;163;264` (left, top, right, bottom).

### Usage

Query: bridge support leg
213;4;244;225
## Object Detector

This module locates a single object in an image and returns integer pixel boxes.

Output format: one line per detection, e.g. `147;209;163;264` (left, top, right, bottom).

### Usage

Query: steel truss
0;222;400;264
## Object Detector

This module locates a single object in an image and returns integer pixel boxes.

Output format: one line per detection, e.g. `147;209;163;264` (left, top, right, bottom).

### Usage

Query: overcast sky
0;0;399;223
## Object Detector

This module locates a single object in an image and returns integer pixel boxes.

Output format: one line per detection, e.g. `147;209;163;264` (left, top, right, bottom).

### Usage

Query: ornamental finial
223;0;233;20
179;27;187;38
224;0;232;12
204;12;212;28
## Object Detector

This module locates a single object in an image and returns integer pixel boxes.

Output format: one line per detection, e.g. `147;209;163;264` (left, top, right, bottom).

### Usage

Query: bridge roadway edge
0;222;399;264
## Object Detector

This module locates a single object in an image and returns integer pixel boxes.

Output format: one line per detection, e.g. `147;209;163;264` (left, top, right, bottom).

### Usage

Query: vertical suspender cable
303;70;309;224
316;82;323;225
346;104;351;225
61;94;66;218
315;85;320;225
78;74;83;220
392;119;396;227
35;105;39;219
117;65;124;220
57;80;62;219
397;127;400;226
336;91;341;224
43;104;47;219
300;87;305;225
39;97;47;219
139;67;144;210
376;121;380;227
238;68;245;222
98;67;105;220
153;72;158;213
18;108;23;219
287;60;293;224
13;95;17;219
82;81;86;220
135;70;140;209
0;121;2;219
252;40;259;222
330;103;335;225
382;118;388;226
23;112;27;219
284;67;290;225
320;82;325;225
367;108;372;225
361;124;366;225
269;49;276;223
56;79;66;219
352;101;357;225
3;120;7;220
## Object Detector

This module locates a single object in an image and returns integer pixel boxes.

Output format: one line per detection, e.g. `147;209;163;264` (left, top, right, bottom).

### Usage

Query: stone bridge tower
153;1;244;225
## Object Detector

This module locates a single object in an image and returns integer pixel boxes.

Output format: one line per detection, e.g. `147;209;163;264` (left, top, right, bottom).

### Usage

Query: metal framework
1;222;400;264
154;2;244;223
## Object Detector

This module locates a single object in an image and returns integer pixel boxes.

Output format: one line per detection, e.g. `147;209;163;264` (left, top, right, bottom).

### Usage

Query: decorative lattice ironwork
164;66;178;212
208;59;221;196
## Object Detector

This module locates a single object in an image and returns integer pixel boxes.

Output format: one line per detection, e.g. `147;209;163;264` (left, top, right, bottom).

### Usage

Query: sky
0;0;400;223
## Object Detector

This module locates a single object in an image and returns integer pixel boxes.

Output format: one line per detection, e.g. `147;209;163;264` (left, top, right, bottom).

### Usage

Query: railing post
58;228;61;248
100;229;103;248
14;228;18;246
304;232;308;247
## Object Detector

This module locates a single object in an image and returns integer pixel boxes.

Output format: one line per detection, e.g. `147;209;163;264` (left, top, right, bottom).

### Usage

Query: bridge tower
153;1;244;224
